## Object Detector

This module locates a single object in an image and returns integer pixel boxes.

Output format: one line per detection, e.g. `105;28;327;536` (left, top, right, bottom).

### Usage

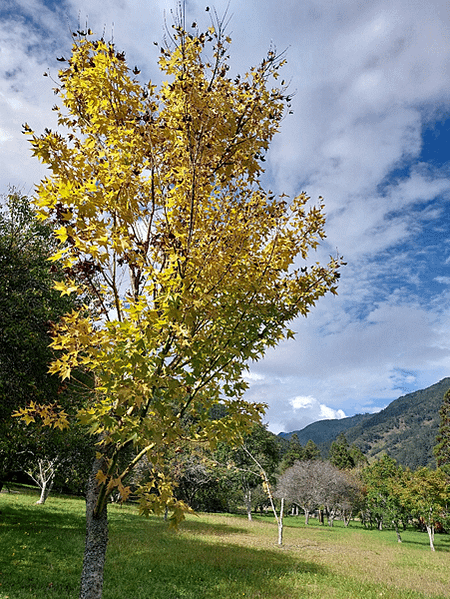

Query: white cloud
268;395;346;434
290;395;346;422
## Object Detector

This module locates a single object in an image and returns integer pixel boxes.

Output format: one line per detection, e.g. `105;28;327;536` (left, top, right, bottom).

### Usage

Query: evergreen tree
280;433;304;471
0;191;93;494
303;439;321;461
329;433;355;469
349;444;367;468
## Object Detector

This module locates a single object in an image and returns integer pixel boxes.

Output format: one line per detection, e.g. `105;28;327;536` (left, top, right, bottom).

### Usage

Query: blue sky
2;0;450;433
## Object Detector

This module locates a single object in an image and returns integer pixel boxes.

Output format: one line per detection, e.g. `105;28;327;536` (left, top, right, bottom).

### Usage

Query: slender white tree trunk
36;475;55;505
426;524;435;552
241;446;283;545
393;522;402;543
277;498;284;546
244;487;252;521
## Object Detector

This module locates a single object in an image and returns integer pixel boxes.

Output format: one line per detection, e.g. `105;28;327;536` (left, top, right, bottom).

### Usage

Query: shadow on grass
0;497;86;598
1;497;328;599
175;517;249;536
105;517;328;599
0;500;86;532
401;533;450;552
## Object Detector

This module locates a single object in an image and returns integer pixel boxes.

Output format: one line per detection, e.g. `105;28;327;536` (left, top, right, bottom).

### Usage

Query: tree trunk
79;456;109;599
36;474;54;505
393;522;402;543
277;497;284;546
426;524;435;552
244;487;252;521
304;509;310;525
29;458;58;505
326;508;335;527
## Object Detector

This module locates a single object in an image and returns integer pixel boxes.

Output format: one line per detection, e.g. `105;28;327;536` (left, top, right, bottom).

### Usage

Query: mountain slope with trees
281;378;450;468
279;413;372;446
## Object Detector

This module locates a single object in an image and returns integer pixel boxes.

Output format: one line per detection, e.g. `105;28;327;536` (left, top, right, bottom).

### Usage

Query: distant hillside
278;413;372;445
280;377;450;469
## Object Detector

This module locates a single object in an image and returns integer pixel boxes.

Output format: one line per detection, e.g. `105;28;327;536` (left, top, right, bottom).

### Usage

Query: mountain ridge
279;377;450;469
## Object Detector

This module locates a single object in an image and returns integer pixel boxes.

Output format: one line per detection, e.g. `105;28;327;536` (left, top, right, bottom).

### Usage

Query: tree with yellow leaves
23;16;343;599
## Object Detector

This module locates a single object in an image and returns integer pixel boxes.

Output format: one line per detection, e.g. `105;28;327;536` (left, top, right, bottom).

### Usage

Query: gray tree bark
79;455;108;599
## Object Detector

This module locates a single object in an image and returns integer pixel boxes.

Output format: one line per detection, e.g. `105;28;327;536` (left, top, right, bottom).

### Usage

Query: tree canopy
22;19;343;599
24;23;342;517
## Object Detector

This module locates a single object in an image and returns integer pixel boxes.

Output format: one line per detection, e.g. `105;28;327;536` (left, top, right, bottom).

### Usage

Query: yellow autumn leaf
53;280;79;296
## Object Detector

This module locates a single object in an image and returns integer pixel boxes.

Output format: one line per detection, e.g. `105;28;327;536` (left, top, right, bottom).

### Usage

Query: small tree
27;457;59;504
399;467;449;552
277;460;321;524
362;455;407;541
22;17;342;599
243;445;285;545
218;423;279;520
278;459;360;526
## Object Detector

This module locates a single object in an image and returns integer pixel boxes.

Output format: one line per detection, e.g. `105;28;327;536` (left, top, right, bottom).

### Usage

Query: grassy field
1;487;449;599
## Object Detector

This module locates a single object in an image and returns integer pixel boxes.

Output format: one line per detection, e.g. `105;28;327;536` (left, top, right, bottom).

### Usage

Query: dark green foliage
168;424;281;514
0;193;63;409
0;192;66;485
280;433;304;471
303;439;321;461
221;423;281;513
361;456;407;536
434;388;450;473
329;433;355;470
0;192;93;492
280;435;322;472
349;444;367;467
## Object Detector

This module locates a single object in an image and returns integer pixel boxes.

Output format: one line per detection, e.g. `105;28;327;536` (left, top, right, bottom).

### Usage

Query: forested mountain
278;413;372;445
280;378;450;469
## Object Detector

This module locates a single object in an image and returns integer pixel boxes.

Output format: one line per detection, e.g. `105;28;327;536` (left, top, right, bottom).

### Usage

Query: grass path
1;488;449;598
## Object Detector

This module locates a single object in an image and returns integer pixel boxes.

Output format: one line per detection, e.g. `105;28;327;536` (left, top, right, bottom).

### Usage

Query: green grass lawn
1;487;449;599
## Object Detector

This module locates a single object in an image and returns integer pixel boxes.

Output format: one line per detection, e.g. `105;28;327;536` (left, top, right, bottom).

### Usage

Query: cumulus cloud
284;395;346;433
